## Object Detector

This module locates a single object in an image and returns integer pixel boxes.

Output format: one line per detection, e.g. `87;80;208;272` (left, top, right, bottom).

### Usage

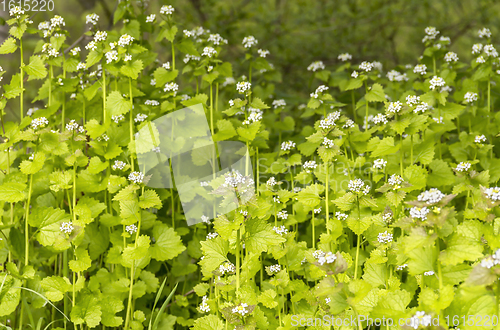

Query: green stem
49;65;53;107
61;62;66;131
354;197;361;279
351;90;357;123
364;81;369;130
102;64;107;124
400;133;403;176
410;134;413;165
325;162;330;236
129;78;134;171
236;228;240;292
312;211;315;249
25;174;33;266
20;37;24;121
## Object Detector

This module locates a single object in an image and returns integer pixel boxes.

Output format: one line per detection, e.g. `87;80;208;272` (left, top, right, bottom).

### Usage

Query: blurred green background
1;0;500;117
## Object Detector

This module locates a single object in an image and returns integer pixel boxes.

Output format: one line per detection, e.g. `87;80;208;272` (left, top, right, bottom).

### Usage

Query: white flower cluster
413;64;427;75
242;36;258;48
387;101;402;114
183;54;201;63
307;61;325;72
478;28;492;38
455;162;471;172
96;134;109;142
66;120;85;133
206;232;218;240
388;174;404;189
118;34;134;47
322;137;335;149
267;177;277;187
105;50;118;64
414;102;431;114
417;188;445;205
359;61;373;72
377;231;393;244
372;113;388;125
343;119;355;129
387;70;408;82
70;47;81;56
112;160;126;170
281;140;296;151
351;71;359;78
60;222;74;234
27;107;39;116
422;26;440;43
134;113;148;123
50;15;65;28
335;212;348;220
318;111;340;129
277;210;288;220
314;207;322;214
199;296;210;313
9;6;24;18
396;264;408;271
42;43;59;57
269;264;281;273
433;116;443;124
86;13;99;25
94;31;107;43
429;76;445;90
257;49;270;57
475;134;487;144
31;117;49;130
164;82;179;94
409;311;432;329
125;224;137;235
313;250;337;266
477;56;486;63
472;43;483;54
242;112;262;125
146;14;156;23
124;54;132;62
310;85;329;99
236;81;251;94
273;225;288;236
272;99;286;108
464;92;478;103
424;270;435;276
160;5;175;15
338;53;352;61
201;46;217;58
444;51;459;62
201;215;210;224
219;262;236;275
112;114;125;123
207;33;227;45
222;170;253;189
484;44;499;58
303;160;317;173
145;100;160;106
373;159;387;169
480;250;500;268
382;213;393;223
232;303;249;316
485;187;500;201
128;171;144;184
348;178;370;195
409;206;430;220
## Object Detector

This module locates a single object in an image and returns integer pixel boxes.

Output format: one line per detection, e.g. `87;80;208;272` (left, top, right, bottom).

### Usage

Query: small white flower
124;54;132;62
118;34;134;47
267;177;278;187
269;264;281;273
429;76;445;91
455;162;471;172
273;226;288;236
94;31;107;43
281;140;296;151
60;222;74;234
66;120;81;132
478;28;491;38
413;64;427;75
417;188;445;205
146;14;156;23
359;61;373;72
303;160;317;173
70;47;81;56
484;44;498;58
164;82;179;93
318;110;340;129
77;62;86;70
382;213;393;223
372;113;388;125
387;101;402;113
472;43;483;54
162;62;171;70
272;99;286;108
277;210;288;220
105;50;118;64
219;262;236;275
348;178;369;194
314;207;321;214
128;171;144;184
414;102;431;114
125;224;137;234
199;295;210;313
377;231;393;244
322;137;335;149
481;256;496;269
406;95;420;106
373;159;387;169
433;116;444;124
424;271;435;276
242;36;258;48
464;92;478;103
343;119;355;129
112;114;125;123
387;70;408;82
9;6;25;18
307;61;325;72
201;46;217;57
388;174;404;190
160;5;175;15
31;117;49;130
145;100;160;106
475;134;487;144
258;49;270;58
444;51;459;62
476;56;486;64
351;71;359;78
86;13;99;25
206;232;219;240
112;160;126;170
201;215;210;224
396;264;408;271
50;15;65;28
207;33;227;45
27;107;39;116
335;212;348;221
485;187;500;201
410;206;430;220
236;81;251;94
338;53;352;61
85;41;97;51
134;113;148;123
232;303;250;316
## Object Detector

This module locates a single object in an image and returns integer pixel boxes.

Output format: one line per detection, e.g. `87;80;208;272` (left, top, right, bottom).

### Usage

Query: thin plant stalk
129;78;135;171
20;38;24;120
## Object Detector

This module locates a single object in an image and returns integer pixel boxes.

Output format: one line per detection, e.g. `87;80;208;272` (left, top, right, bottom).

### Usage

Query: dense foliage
2;2;500;330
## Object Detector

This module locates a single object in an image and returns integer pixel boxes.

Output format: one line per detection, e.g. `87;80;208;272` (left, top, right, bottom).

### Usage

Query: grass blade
149;282;178;330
